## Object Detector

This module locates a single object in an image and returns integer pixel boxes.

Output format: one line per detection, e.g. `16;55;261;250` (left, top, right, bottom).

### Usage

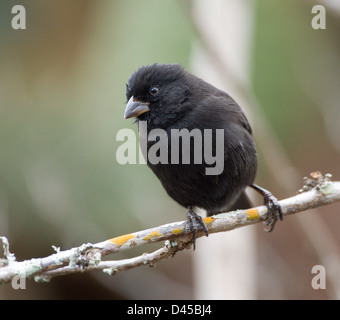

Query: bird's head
124;64;191;127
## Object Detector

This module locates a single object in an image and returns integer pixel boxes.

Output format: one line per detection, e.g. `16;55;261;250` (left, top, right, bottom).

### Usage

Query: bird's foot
185;206;209;250
250;184;283;232
263;191;283;232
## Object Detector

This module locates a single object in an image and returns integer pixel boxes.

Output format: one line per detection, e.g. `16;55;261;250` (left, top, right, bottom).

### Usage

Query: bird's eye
150;87;159;96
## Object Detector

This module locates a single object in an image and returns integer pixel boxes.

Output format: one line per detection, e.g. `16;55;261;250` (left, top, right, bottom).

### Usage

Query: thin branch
1;172;339;284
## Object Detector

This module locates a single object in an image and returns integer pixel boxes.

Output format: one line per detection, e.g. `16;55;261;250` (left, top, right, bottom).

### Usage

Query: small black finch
124;64;282;248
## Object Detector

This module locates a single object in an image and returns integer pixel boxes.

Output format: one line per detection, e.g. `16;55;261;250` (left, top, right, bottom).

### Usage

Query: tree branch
1;172;339;284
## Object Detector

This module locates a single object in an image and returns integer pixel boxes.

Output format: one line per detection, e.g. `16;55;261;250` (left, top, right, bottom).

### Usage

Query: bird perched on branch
124;63;282;248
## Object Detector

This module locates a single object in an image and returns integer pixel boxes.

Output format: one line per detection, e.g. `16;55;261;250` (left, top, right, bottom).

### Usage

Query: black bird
124;63;282;247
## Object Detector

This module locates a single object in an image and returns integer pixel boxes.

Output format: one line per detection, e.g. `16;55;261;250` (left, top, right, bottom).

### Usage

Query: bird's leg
185;206;209;250
250;184;283;232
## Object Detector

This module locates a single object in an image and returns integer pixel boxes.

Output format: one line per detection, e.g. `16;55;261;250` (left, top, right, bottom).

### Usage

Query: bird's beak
124;96;150;119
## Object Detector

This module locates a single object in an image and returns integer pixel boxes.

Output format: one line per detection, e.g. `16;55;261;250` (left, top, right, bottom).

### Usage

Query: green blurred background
1;0;339;299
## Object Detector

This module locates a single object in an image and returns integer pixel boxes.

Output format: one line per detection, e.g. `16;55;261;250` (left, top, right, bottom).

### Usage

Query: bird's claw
263;192;283;232
185;206;209;250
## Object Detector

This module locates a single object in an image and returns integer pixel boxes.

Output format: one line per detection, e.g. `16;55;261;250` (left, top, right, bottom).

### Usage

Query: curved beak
124;96;150;119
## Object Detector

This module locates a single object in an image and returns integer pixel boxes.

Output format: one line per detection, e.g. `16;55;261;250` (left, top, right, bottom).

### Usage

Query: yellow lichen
246;208;260;221
203;217;215;225
143;230;162;241
171;227;184;234
109;234;136;246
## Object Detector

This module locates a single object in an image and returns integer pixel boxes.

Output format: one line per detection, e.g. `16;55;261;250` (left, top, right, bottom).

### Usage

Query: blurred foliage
253;0;340;168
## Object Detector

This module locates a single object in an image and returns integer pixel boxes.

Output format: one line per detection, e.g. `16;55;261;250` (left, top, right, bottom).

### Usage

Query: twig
1;172;339;284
